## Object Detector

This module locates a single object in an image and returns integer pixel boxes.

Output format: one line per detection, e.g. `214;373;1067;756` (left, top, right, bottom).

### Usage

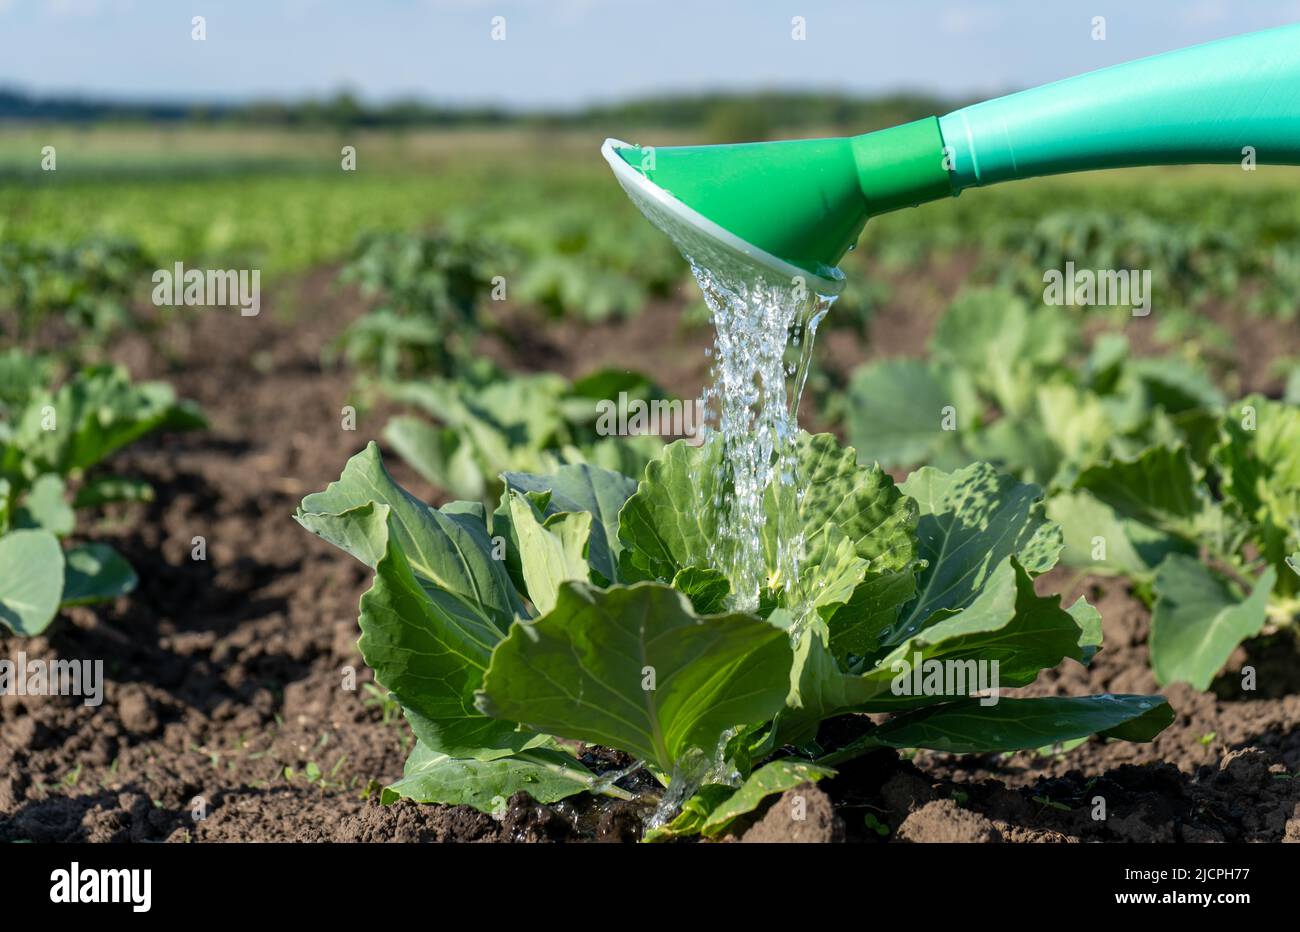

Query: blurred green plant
330;230;497;379
0;237;156;344
460;203;683;322
0;351;205;635
381;363;666;504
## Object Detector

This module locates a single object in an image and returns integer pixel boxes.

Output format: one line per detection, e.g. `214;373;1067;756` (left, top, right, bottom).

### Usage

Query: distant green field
0;127;631;275
3;124;1299;295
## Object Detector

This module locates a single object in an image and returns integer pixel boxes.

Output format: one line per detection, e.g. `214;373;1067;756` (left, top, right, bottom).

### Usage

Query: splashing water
644;727;743;831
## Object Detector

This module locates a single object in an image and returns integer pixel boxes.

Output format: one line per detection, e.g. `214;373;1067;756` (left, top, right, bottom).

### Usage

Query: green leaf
499;462;637;587
1031;382;1116;470
770;433;917;574
0;529;65;635
781;615;861;743
698;758;836;837
721;720;778;776
380;368;661;510
621;433;917;624
825;569;918;663
963;415;1063;487
479;582;793;773
1128;356;1225;413
380;740;599;812
897;463;1062;641
617;440;718;584
769;433;917;616
14;366;204;477
857;558;1087;710
72;476;154;509
316;497;537;759
929;288;1076;416
1150;555;1276;689
1068;596;1103;664
61;543;137;606
568;368;661;405
507;492;591;615
297;442;524;630
1083;332;1129;393
0;348;53;413
1047;489;1194;578
295;501;390;567
576;434;662;479
821;694;1173;762
13;474;74;536
642;785;735;843
383;415;485;503
1214;396;1300;583
671;566;730;615
471;374;570;448
844;359;976;470
796;528;871;621
1074;445;1205;534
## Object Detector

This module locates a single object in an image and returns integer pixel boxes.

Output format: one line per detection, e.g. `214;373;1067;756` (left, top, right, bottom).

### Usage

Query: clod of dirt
741;783;845;843
880;770;935;817
1199;748;1300;842
593;800;649;843
896;799;1002;843
1217;747;1272;786
116;685;160;736
502;792;574;842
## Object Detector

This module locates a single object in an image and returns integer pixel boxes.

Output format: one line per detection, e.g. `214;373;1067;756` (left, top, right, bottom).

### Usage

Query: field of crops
2;123;1299;850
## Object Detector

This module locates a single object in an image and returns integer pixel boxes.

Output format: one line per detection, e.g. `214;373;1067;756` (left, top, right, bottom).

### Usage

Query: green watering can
603;23;1300;293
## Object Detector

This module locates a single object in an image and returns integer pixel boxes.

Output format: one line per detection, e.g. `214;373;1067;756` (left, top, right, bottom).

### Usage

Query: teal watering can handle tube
879;21;1300;209
607;23;1300;288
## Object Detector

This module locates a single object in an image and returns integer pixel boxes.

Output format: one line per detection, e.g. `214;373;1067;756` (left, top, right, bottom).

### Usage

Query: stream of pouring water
640;262;831;831
690;261;832;611
643;259;832;831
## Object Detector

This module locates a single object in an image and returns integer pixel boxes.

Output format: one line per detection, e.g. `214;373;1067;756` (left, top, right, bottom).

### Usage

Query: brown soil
2;265;1297;844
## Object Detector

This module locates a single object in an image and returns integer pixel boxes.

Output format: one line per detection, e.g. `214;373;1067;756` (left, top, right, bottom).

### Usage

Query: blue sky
2;0;1298;108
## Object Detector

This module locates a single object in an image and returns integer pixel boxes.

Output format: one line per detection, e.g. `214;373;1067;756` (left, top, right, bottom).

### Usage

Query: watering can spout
606;22;1300;293
605;119;951;293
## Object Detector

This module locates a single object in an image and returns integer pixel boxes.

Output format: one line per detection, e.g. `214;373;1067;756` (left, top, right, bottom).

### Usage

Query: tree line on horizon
0;87;969;141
